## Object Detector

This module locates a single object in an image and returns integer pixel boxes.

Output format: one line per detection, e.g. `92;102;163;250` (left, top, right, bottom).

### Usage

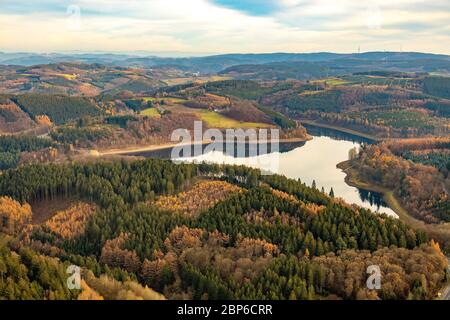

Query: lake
127;125;397;217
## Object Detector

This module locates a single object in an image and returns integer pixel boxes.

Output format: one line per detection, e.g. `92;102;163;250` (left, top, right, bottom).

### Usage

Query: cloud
0;0;449;54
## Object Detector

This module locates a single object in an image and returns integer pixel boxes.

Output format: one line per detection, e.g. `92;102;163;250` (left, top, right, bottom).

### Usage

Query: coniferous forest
0;159;447;300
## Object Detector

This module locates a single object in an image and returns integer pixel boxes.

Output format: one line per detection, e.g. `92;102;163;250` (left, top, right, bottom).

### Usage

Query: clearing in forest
31;197;77;224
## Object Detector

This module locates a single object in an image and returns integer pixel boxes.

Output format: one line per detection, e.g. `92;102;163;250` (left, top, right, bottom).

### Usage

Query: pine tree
289;290;297;300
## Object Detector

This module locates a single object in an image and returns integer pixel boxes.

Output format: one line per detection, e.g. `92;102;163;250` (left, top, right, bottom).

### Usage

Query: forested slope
0;159;447;300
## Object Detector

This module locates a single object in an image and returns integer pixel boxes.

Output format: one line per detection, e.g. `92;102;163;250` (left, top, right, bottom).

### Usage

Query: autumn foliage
313;244;448;300
0;196;32;235
155;180;243;216
80;271;165;300
355;143;448;223
44;202;96;239
100;233;141;273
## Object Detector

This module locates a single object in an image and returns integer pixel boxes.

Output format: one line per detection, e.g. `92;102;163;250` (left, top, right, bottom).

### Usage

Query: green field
341;75;417;87
196;109;271;128
162;75;231;86
141;97;187;104
140;107;161;117
312;78;350;86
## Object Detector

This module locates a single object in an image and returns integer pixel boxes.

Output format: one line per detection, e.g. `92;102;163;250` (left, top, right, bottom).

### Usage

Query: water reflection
127;141;306;159
127;126;397;217
358;189;390;211
302;124;375;144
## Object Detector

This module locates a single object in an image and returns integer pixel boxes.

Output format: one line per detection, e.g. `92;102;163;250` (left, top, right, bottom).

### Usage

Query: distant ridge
1;51;449;74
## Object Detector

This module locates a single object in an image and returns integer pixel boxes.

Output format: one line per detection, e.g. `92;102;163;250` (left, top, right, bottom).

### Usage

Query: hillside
0;159;447;300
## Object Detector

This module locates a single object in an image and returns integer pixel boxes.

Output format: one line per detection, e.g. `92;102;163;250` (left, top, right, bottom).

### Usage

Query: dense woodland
0;135;55;170
0;237;79;299
12;94;102;125
50;127;112;145
423;77;450;100
0;159;447;300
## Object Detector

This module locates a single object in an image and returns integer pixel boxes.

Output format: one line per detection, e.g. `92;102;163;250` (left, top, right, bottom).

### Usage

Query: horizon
1;0;449;54
1;50;449;59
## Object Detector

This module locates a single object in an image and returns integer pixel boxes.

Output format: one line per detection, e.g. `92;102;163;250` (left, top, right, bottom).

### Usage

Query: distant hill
219;55;450;80
1;52;449;94
1;51;449;75
0;62;166;96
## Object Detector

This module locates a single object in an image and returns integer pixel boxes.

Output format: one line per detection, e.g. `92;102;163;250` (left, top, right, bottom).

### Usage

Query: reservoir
128;125;397;217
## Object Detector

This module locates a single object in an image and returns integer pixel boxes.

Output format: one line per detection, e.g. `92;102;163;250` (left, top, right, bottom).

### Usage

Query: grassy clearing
312;78;350;86
162;78;194;86
151;103;272;129
163;76;232;86
140;107;161;117
207;75;233;82
300;90;325;96
141;97;186;104
196;109;272;128
51;73;77;80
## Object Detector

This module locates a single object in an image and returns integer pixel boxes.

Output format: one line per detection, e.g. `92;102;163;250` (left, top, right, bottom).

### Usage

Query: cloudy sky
1;0;449;55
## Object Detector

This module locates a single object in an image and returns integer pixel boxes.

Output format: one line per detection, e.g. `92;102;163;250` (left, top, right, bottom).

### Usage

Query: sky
1;0;449;55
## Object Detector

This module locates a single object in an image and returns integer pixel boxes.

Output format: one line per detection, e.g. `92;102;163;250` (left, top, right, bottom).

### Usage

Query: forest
0;135;55;170
12;94;102;125
49;127;112;145
423;76;450;99
0;158;447;300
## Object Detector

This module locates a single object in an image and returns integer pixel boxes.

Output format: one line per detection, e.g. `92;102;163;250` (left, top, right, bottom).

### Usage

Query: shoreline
98;136;312;156
337;160;405;219
300;120;381;142
337;160;450;252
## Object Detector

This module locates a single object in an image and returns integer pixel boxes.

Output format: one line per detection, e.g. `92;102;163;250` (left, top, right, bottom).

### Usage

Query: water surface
128;126;397;217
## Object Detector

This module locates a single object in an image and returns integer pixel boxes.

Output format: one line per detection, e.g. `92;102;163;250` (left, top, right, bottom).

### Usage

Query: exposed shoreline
90;120;377;157
98;136;312;156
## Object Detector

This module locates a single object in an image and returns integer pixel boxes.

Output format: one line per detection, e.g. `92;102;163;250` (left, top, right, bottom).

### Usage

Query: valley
0;51;449;301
